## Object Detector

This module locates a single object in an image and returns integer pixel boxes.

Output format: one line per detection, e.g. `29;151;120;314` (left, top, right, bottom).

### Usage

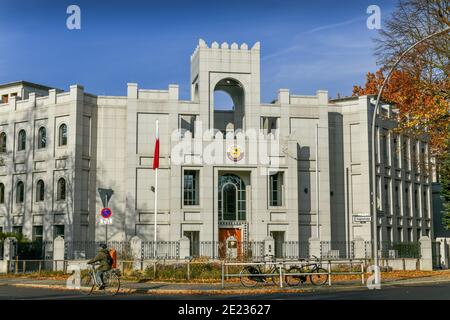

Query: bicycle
285;255;328;286
239;255;285;287
79;263;121;296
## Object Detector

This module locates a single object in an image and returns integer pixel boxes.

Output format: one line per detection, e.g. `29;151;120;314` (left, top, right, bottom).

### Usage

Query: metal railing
198;241;264;260
221;259;366;288
64;241;132;260
141;241;180;259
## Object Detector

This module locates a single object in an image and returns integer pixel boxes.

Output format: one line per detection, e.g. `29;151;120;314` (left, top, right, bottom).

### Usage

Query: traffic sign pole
105;194;108;243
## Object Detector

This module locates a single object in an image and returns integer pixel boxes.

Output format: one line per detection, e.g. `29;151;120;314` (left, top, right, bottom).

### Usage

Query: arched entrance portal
218;173;247;258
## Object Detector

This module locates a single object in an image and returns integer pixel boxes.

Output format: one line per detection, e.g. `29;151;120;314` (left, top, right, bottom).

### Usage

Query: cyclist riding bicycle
87;243;112;289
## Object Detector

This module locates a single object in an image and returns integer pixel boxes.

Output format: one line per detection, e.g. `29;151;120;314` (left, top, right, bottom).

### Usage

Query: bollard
15;257;18;274
328;261;332;286
23;260;26;273
279;264;283;288
153;261;156;279
187;261;190;281
221;262;225;289
38;261;42;275
361;262;365;284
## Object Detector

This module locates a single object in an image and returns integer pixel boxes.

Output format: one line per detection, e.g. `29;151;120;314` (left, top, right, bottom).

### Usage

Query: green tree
441;143;450;229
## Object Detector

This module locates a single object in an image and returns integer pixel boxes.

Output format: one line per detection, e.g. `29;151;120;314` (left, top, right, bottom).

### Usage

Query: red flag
152;121;159;169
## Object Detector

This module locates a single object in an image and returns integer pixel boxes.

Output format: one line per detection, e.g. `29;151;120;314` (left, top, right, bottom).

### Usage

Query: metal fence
2;239;424;262
16;241;54;260
378;241;421;259
142;241;180;259
64;241;132;260
280;241;309;259
432;241;441;268
320;241;355;259
198;241;264;260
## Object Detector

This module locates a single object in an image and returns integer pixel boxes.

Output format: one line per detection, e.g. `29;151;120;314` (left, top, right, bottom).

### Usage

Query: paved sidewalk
1;274;450;295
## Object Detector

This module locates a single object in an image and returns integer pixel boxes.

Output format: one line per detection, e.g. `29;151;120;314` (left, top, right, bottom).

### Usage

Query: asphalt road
0;283;450;300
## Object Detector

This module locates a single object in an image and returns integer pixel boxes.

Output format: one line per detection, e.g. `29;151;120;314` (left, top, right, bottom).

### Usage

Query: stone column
353;237;366;260
419;236;433;271
309;237;321;259
2;238;17;273
264;236;275;260
130;236;143;270
436;238;449;269
179;236;190;259
53;236;65;271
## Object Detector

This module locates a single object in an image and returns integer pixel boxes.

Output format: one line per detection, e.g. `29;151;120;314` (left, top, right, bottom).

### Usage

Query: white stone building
0;40;433;258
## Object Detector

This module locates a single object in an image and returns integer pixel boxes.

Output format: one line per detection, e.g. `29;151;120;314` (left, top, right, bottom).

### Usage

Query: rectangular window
180;115;196;138
183;170;199;206
397;228;403;242
414;184;420;217
12;226;22;235
384;178;391;214
381;130;389;165
53;225;64;239
261;117;278;135
402;137;410;170
32;226;43;242
387;227;393;243
269;172;284;206
1;94;8;104
405;183;411;217
423;186;429;218
394;181;401;215
393;135;400;168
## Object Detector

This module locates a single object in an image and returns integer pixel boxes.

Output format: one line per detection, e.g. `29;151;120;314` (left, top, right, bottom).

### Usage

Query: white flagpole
153;120;159;258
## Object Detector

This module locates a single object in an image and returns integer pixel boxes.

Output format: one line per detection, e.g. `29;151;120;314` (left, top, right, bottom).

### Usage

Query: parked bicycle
239;255;284;287
285;255;328;286
79;263;121;295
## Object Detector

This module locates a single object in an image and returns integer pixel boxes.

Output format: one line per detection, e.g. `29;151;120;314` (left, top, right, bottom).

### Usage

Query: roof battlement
191;39;260;61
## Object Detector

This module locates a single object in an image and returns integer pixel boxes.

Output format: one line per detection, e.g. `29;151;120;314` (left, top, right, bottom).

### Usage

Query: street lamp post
370;27;450;286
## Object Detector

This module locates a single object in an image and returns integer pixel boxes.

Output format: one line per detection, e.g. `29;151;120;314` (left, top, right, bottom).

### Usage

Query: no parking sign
101;207;112;219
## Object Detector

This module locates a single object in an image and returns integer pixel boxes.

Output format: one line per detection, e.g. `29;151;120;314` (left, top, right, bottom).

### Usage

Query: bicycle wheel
79;273;95;295
285;267;306;286
103;271;121;296
271;267;285;287
240;266;259;288
309;267;328;286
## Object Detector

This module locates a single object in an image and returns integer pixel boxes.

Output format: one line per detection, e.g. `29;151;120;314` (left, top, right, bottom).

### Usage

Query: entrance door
270;231;285;258
183;231;200;257
219;228;242;258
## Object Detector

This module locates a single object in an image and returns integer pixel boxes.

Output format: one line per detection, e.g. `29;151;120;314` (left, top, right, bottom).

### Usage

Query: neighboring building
0;40;434;258
432;183;449;237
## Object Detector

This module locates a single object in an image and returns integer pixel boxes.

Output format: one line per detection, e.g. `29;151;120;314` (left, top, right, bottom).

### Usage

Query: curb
6;278;450;296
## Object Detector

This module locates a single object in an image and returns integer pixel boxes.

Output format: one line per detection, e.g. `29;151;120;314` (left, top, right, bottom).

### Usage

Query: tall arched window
36;180;45;202
0;183;4;204
58;124;67;146
218;174;246;221
38;127;46;149
0;132;6;153
18;130;26;151
16;181;24;203
57;178;66;200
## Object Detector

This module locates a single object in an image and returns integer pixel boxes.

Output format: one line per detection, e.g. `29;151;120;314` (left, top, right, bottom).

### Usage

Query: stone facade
0;40;434;255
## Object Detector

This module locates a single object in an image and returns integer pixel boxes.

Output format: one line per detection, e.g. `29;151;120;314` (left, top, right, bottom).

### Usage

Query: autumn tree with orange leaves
353;0;449;161
353;69;449;159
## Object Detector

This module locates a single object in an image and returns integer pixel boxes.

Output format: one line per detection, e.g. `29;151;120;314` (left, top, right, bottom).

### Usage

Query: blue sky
0;0;395;102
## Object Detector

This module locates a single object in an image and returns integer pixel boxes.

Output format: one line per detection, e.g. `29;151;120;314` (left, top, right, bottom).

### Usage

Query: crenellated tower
190;39;261;132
